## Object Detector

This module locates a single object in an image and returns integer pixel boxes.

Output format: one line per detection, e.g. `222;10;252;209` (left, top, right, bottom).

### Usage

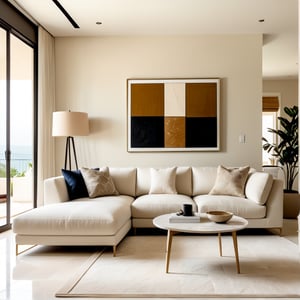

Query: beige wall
263;79;298;115
54;35;262;174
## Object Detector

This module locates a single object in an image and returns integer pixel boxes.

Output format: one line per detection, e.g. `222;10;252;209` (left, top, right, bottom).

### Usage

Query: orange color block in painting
131;84;164;116
165;117;185;148
186;83;217;117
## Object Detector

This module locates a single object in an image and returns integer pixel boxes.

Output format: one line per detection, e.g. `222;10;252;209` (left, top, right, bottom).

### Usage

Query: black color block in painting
131;117;164;148
186;117;217;147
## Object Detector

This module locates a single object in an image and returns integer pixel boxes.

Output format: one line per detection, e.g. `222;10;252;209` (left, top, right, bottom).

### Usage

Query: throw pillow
149;167;177;194
80;167;119;198
61;169;89;200
209;165;250;197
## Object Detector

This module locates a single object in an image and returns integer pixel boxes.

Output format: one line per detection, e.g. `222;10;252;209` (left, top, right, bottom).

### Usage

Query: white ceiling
11;0;298;79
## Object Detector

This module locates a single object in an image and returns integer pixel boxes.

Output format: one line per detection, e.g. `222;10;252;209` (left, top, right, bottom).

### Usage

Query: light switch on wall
239;134;246;143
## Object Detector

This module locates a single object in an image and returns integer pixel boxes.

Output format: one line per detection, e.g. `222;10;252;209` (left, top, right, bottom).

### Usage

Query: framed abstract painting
127;78;220;152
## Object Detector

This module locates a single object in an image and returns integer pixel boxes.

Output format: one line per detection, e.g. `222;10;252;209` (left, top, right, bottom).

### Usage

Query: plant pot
283;192;300;219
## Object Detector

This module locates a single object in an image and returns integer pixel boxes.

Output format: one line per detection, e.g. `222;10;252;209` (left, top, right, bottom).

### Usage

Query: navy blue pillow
61;169;88;200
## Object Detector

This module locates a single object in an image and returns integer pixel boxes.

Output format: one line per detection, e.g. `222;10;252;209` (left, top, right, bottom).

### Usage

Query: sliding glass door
0;27;35;231
10;33;34;217
0;27;8;228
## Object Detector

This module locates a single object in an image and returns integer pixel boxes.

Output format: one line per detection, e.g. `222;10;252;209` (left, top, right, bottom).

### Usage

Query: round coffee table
153;213;248;274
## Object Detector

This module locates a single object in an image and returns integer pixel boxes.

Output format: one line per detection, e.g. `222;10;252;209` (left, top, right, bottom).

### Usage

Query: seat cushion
131;194;195;218
13;195;134;236
194;194;266;219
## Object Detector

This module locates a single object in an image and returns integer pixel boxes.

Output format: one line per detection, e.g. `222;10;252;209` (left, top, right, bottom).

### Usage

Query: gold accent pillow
80;167;119;198
209;165;250;197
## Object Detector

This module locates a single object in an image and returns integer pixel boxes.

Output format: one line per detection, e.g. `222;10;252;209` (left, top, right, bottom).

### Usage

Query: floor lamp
52;111;89;170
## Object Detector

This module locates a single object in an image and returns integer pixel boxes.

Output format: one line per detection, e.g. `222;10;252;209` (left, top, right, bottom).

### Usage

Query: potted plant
262;105;299;218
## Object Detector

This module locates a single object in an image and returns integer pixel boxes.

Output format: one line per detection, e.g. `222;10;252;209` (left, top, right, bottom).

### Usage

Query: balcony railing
0;159;32;175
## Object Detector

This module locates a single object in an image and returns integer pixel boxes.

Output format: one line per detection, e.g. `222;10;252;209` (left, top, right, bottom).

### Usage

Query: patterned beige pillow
149;167;177;194
209;165;250;197
80;167;119;198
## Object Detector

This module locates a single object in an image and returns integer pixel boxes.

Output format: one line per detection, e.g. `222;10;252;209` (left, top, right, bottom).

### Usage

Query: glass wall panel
0;1;37;232
0;28;7;227
10;33;34;215
0;30;35;229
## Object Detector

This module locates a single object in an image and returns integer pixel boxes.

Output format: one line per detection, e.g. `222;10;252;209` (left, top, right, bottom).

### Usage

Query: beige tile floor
0;219;298;300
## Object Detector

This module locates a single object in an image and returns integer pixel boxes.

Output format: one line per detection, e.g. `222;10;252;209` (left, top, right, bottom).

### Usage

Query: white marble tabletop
153;213;248;234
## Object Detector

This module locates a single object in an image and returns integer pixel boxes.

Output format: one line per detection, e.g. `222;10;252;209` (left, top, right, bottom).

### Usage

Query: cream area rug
56;234;300;298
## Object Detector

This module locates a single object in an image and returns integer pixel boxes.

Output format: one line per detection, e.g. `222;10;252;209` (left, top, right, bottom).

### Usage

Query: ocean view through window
0;145;32;174
0;30;35;228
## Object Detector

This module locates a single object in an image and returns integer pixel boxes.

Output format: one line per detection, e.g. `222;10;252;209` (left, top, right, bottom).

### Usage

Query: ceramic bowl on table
206;211;233;223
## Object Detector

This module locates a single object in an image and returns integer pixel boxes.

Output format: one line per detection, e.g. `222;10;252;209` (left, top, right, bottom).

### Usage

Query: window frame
262;94;280;166
0;0;38;231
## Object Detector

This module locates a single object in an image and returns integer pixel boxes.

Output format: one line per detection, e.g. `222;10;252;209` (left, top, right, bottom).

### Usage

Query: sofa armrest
264;179;284;228
44;176;69;205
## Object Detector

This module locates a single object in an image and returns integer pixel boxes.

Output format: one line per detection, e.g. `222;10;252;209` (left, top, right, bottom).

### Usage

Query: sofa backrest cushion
192;167;218;195
136;168;150;196
176;167;192;196
136;167;192;196
44;176;69;204
245;172;273;205
109;167;136;197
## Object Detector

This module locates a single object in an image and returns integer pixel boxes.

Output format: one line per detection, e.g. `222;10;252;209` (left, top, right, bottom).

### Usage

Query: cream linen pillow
209;165;250;197
149;167;177;194
80;167;119;198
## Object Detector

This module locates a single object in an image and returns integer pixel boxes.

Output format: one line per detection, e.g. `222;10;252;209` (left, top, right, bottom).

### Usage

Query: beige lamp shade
52;111;89;137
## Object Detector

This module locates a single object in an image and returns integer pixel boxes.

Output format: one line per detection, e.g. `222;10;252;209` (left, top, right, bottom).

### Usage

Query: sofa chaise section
13;168;136;256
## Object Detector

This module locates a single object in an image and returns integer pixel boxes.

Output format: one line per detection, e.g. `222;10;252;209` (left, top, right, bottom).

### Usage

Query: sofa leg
15;244;37;255
113;245;117;257
267;227;283;236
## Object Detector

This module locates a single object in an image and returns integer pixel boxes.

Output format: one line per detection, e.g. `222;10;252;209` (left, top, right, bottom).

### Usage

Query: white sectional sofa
12;166;283;255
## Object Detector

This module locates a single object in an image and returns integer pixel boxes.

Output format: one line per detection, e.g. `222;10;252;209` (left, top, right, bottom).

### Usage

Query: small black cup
183;204;193;216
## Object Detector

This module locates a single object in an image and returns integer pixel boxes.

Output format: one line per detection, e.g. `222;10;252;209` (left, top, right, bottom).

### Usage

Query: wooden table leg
165;230;174;273
231;231;240;274
218;232;222;256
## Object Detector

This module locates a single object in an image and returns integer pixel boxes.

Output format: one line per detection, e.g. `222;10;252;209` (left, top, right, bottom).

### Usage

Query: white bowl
206;211;233;223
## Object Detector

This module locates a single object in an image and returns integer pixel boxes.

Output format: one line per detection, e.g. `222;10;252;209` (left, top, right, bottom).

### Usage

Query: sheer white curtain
37;26;56;206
